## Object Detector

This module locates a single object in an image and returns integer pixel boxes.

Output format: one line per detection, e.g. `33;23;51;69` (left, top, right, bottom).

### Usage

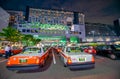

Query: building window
27;29;30;32
22;29;26;32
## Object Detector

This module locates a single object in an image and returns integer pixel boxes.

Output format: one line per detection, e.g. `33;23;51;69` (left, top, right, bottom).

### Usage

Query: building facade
17;7;85;42
114;18;120;36
85;22;119;42
0;7;10;32
7;10;25;26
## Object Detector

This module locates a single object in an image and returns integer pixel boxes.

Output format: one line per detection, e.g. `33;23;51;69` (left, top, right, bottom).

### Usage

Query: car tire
64;63;67;67
109;54;117;60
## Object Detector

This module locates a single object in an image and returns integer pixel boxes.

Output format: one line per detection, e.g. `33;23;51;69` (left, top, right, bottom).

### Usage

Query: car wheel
64;63;67;67
109;54;117;60
64;64;67;67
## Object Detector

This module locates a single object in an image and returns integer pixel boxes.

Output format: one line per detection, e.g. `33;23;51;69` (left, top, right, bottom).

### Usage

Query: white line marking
52;49;56;64
0;59;7;63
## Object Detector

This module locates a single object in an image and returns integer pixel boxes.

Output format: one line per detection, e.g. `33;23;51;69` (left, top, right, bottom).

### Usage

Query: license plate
79;57;86;62
19;59;27;63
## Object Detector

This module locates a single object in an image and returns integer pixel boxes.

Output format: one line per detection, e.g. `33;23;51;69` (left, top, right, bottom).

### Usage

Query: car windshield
43;46;49;51
22;47;41;54
81;45;89;49
66;46;82;54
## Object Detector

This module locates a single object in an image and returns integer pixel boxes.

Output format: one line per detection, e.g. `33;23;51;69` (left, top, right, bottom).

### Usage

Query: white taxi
59;44;95;69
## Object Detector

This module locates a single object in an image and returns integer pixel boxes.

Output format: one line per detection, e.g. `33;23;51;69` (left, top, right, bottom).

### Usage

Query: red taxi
6;46;50;70
54;46;63;54
0;46;22;56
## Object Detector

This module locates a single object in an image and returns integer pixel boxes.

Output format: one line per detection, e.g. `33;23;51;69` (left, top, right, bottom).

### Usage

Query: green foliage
22;34;41;46
0;26;22;42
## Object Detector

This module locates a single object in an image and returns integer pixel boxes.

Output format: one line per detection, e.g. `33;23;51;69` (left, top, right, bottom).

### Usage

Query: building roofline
27;6;84;14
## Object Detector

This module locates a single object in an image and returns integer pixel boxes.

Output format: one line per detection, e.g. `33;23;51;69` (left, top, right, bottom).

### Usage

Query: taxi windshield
23;48;41;54
66;46;82;54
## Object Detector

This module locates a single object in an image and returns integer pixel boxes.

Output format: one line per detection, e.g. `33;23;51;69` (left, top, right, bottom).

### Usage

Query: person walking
8;45;12;56
5;44;11;59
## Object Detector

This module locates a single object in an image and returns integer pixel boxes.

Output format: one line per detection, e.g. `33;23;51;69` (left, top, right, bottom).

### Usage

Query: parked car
84;46;96;56
54;46;63;54
96;44;120;60
6;46;50;71
59;44;95;69
0;46;22;56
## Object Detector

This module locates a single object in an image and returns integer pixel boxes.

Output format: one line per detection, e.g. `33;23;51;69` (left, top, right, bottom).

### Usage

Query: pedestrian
4;44;11;59
8;45;12;56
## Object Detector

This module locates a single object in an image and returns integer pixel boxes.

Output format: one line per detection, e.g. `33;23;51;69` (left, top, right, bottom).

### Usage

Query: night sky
0;0;120;25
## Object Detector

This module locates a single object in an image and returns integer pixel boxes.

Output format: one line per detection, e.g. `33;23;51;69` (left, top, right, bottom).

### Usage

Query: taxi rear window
66;47;82;54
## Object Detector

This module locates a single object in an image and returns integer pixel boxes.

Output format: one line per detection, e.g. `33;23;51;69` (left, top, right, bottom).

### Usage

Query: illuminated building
85;22;118;42
7;10;25;26
17;7;85;42
114;18;120;36
16;7;118;42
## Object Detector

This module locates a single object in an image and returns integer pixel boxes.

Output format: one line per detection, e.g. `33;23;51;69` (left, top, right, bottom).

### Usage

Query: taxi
83;46;96;56
6;45;50;70
59;44;95;69
54;46;63;54
0;46;22;56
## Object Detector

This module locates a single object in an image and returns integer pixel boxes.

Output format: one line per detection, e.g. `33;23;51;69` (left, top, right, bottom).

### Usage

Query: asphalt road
0;50;120;79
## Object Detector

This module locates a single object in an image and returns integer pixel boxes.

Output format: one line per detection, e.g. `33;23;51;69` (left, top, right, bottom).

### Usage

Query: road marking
52;49;56;64
0;59;7;63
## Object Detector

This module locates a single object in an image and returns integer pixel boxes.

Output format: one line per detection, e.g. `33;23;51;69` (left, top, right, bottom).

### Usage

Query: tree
0;26;22;42
0;26;41;46
22;34;41;46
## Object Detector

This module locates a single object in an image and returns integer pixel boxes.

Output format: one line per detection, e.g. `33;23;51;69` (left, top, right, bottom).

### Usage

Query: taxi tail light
67;57;72;64
91;56;95;63
36;59;40;64
7;61;11;66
